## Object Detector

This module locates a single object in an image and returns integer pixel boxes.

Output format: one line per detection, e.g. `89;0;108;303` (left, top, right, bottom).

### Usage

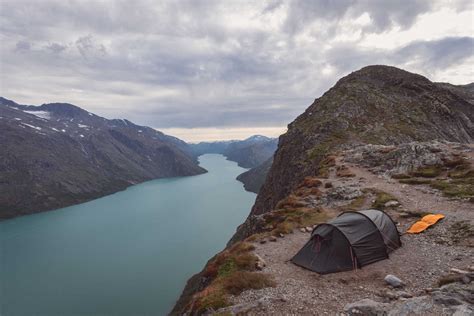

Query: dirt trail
230;150;474;315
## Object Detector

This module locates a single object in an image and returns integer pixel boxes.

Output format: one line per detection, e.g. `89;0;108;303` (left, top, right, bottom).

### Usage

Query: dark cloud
0;0;472;131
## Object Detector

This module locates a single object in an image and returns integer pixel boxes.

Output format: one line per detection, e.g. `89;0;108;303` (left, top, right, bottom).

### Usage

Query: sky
0;0;473;142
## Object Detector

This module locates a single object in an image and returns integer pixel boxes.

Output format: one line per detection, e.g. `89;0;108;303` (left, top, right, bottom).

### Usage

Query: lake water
0;154;256;316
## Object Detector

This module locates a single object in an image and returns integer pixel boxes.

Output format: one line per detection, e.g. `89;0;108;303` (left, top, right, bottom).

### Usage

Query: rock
324;182;333;188
450;268;470;274
384;274;405;288
259;238;267;244
388;296;434;315
453;304;474;316
305;226;313;232
344;299;388;316
269;236;277;242
278;233;285;238
396;291;413;298
384;200;400;208
299;228;306;233
255;254;266;271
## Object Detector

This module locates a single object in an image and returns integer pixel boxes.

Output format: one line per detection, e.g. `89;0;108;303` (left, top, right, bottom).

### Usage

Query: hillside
236;158;273;193
0;97;206;219
172;65;474;315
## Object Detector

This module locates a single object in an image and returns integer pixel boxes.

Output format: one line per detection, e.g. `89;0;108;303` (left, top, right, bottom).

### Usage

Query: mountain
223;136;278;169
189;140;237;156
172;65;474;314
235;157;273;193
0;97;206;219
250;65;473;219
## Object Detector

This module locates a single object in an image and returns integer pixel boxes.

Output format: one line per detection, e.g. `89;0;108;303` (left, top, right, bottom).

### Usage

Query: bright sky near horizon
0;0;473;141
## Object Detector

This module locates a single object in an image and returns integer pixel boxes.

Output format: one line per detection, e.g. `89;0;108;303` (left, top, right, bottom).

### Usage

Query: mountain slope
0;97;206;219
250;65;473;218
172;65;474;314
236;157;273;193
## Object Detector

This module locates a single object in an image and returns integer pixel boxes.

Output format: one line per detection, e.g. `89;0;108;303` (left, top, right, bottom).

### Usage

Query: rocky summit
172;65;474;315
0;97;206;219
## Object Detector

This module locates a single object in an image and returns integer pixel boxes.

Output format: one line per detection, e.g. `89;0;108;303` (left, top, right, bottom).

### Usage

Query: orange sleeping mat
407;214;445;234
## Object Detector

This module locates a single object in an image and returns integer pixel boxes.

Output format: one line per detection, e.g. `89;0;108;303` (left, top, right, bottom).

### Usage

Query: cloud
0;0;472;136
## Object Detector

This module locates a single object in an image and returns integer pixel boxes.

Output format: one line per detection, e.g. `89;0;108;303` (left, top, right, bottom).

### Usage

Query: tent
291;209;401;274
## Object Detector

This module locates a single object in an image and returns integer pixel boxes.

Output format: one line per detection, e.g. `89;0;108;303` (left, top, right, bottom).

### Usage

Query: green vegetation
399;178;432;185
410;166;442;178
192;242;275;313
392;156;473;202
370;189;398;210
263;206;329;236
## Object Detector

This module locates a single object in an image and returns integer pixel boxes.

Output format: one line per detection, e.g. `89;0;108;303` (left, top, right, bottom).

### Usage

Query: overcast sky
1;0;473;141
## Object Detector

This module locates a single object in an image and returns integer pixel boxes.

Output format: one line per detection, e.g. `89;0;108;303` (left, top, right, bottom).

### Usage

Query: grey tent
291;209;401;274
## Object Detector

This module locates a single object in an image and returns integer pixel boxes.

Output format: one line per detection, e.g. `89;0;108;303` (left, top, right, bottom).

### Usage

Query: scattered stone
344;299;388;316
305;226;313;233
450;268;469;274
255;254;266;271
384;200;400;208
259;238;267;244
324;182;333;188
384;274;405;288
269;236;277;242
278;233;285;238
299;227;306;233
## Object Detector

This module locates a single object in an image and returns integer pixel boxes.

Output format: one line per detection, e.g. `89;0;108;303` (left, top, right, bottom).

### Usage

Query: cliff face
0;98;206;219
250;65;473;219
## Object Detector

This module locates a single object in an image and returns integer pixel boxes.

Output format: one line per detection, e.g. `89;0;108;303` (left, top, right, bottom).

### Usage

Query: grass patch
392;173;411;179
430;178;474;200
344;194;367;211
399;178;432;185
410;166;442;178
370;190;398;210
192;241;275;314
221;271;276;295
263;207;329;236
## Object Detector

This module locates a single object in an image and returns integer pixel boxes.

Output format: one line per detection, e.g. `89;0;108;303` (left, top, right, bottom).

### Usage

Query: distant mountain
0;97;206;219
189;135;278;169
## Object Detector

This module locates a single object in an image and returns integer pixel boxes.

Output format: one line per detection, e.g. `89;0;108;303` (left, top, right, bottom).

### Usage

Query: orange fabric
407;213;445;234
421;214;445;225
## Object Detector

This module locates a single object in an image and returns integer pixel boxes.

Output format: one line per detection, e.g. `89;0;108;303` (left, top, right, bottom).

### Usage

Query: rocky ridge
172;65;474;315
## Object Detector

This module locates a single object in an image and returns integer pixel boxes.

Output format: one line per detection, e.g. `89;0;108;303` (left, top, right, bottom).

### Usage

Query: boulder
384;274;405;288
384;200;400;208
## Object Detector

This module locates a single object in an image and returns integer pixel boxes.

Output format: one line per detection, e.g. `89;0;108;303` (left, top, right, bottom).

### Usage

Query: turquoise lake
0;154;256;316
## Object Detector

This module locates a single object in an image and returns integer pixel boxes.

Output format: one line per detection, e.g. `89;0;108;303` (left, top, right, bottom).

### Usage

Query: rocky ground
214;142;474;315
